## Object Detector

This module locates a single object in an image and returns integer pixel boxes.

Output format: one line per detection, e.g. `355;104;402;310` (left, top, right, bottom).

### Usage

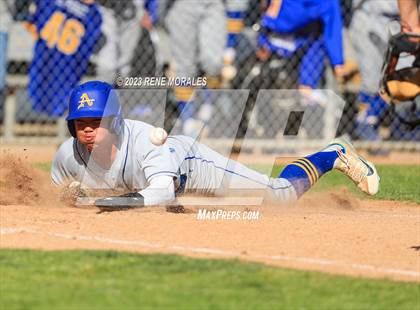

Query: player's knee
268;178;298;203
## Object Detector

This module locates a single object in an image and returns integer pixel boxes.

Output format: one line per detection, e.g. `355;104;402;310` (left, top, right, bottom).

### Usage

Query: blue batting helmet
66;81;123;137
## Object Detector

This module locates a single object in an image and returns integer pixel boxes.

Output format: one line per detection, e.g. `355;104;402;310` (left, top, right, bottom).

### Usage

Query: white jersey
52;119;296;200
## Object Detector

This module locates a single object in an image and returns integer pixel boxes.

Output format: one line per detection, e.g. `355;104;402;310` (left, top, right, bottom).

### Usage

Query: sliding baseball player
52;81;380;206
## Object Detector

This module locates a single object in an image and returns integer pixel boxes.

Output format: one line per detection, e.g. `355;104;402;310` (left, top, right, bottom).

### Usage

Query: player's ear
67;120;77;138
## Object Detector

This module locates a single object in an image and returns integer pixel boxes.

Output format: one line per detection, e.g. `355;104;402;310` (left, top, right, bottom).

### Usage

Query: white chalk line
1;227;419;279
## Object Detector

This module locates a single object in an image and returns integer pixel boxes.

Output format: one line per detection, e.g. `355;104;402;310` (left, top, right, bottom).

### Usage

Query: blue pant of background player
355;92;388;141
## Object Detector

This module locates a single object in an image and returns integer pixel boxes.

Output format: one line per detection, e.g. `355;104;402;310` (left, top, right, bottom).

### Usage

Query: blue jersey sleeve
144;0;158;24
261;0;344;66
320;0;344;66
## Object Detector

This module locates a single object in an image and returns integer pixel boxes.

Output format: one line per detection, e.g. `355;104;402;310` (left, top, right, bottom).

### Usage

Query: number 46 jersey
27;0;102;117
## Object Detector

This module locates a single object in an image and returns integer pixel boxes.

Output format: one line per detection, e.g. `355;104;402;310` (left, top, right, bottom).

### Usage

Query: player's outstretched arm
139;175;176;206
398;0;420;33
94;176;176;208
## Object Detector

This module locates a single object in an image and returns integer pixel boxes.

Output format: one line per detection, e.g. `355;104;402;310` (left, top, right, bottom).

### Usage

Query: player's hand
402;24;420;34
256;47;271;62
141;12;153;30
334;62;360;85
60;181;87;206
334;64;346;79
400;21;420;43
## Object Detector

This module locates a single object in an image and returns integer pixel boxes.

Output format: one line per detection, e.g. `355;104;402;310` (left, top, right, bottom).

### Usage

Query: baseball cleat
329;138;380;195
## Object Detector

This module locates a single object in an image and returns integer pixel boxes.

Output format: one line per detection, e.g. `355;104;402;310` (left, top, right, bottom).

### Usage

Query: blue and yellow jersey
27;0;102;117
260;0;343;66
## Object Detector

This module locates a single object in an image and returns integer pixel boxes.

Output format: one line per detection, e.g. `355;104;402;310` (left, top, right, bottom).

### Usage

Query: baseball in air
149;127;168;146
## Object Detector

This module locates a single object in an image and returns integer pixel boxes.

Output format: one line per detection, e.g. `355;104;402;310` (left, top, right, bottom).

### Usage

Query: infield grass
1;250;419;309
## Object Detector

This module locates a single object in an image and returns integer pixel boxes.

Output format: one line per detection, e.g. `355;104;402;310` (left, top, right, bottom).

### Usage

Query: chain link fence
1;0;419;152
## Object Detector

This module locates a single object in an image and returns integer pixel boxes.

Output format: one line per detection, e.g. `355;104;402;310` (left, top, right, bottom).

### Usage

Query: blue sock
279;146;342;197
305;150;339;175
279;163;312;197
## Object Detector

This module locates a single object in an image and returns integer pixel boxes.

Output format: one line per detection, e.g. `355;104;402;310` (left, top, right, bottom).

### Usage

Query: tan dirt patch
1;199;419;282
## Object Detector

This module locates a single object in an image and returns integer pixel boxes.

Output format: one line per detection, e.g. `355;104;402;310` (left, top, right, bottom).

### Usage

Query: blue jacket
261;0;344;66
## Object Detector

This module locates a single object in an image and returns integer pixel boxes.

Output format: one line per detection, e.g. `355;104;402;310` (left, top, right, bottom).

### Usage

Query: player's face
75;117;112;152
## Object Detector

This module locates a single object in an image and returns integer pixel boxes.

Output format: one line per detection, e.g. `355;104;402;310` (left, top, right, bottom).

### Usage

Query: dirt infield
0;149;419;283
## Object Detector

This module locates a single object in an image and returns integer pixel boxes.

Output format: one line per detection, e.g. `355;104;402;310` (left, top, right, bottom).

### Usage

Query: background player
0;0;12;122
25;0;102;117
349;0;398;142
52;81;380;206
257;0;345;82
94;0;157;84
164;0;247;135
